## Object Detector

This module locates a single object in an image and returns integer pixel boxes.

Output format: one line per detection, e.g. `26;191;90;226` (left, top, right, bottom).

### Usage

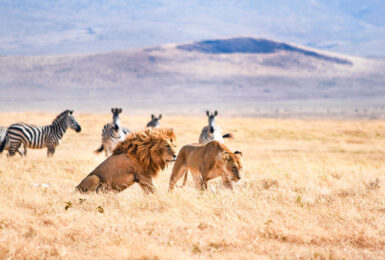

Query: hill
0;37;384;116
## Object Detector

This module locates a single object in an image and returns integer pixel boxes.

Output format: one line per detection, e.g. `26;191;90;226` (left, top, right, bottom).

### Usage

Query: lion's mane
113;128;176;176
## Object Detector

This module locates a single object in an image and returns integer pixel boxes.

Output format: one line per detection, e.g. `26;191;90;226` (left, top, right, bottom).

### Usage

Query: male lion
169;140;242;191
76;128;177;193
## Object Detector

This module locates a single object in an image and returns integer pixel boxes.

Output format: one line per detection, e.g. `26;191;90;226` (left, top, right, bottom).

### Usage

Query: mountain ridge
0;37;384;116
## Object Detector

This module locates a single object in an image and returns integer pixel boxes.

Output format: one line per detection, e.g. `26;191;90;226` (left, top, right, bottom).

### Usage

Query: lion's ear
222;151;230;160
234;151;242;158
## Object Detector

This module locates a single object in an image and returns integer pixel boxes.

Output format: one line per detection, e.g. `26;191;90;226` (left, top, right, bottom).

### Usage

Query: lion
76;128;177;193
168;140;242;191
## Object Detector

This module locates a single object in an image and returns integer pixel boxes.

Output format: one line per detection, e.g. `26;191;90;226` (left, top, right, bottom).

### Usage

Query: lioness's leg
137;175;155;194
221;176;234;190
169;157;187;191
76;175;101;193
191;170;205;190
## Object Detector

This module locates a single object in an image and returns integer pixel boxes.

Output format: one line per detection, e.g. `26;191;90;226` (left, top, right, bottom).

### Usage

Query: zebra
95;108;130;156
199;110;233;144
0;126;23;156
146;114;162;128
0;110;81;157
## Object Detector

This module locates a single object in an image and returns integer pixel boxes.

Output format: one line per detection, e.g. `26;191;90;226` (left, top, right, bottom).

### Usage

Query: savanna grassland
0;112;384;259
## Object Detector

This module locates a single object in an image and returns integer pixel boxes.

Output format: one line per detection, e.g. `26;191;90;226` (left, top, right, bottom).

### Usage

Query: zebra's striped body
0;110;81;157
95;108;130;156
199;110;233;144
146;114;162;128
0;126;24;155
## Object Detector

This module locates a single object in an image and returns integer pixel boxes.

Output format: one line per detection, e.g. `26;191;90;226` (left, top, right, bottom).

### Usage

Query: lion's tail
94;144;104;154
222;133;234;139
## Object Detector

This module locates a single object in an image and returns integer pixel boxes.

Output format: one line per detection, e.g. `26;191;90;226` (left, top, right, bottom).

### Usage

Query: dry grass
0;112;384;259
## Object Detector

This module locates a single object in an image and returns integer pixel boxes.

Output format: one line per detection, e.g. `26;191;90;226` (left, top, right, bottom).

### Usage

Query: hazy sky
1;0;384;56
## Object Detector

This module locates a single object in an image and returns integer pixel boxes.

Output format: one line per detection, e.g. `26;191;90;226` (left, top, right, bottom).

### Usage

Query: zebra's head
147;114;162;128
206;110;218;132
111;108;123;131
66;110;82;133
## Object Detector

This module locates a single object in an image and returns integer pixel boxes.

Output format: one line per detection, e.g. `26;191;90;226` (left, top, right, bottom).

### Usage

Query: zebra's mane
52;110;72;123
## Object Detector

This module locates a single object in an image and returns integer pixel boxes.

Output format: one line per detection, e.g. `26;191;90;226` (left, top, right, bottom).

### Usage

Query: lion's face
223;151;243;182
160;139;177;163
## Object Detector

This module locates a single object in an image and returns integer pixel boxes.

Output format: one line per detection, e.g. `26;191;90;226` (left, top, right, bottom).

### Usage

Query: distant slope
177;38;352;64
0;37;384;116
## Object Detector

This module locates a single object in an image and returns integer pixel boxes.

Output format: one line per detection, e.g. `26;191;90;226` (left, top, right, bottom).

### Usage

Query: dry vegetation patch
0;113;384;259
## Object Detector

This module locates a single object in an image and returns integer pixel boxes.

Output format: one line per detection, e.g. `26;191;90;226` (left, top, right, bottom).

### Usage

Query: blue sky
0;0;384;56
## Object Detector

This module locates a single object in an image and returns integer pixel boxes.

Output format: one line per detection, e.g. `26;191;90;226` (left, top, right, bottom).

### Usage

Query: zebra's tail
222;133;234;139
0;135;7;153
94;144;104;154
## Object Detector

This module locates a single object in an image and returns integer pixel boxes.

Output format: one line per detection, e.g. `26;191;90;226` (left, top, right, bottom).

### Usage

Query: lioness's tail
94;144;104;154
76;175;101;193
222;133;234;139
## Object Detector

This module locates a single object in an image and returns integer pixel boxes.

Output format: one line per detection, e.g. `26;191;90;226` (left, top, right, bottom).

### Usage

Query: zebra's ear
111;108;114;113
206;111;210;116
214;110;218;116
158;114;162;120
234;151;242;158
119;108;122;113
69;110;74;115
151;114;155;120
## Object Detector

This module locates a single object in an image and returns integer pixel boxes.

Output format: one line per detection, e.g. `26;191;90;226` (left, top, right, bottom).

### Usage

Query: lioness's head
222;150;243;182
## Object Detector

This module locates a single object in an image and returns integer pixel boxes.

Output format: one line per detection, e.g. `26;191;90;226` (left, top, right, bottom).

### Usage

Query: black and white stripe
146;114;162;128
0;110;81;157
95;108;130;156
0;126;24;156
199;110;233;144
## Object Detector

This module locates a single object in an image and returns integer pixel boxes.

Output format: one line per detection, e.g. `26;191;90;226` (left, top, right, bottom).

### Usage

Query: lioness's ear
206;110;210;116
234;151;242;158
222;151;230;160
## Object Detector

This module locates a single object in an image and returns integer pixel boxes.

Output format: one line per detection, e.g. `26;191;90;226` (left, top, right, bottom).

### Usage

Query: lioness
169;140;242;191
76;128;177;193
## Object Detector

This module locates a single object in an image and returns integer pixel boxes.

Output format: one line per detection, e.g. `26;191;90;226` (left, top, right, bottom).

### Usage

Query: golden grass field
0;112;384;259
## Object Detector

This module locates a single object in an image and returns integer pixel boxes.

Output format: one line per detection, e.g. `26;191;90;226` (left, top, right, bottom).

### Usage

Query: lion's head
113;128;177;176
222;150;243;182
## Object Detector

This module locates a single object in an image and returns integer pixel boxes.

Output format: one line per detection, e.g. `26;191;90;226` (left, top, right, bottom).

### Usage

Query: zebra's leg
8;141;22;157
21;143;27;156
47;145;55;157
